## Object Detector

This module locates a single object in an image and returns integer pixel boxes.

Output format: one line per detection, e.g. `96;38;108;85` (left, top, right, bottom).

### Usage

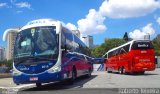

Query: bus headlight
12;63;22;76
48;65;61;73
12;68;22;76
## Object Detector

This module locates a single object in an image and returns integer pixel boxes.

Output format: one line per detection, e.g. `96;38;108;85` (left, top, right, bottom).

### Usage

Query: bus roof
104;40;151;56
20;19;62;31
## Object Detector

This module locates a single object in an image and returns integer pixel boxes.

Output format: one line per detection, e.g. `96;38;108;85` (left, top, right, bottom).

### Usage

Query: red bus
104;40;156;74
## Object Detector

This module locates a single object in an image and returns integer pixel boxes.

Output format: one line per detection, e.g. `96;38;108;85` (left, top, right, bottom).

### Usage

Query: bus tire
121;67;126;74
36;83;42;87
105;67;108;71
118;67;122;74
107;67;112;73
86;68;92;77
139;71;145;75
68;67;77;84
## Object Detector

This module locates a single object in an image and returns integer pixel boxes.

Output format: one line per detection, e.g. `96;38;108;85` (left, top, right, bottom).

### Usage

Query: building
3;28;19;60
87;35;93;48
72;30;80;38
83;35;94;48
144;34;150;40
0;46;5;61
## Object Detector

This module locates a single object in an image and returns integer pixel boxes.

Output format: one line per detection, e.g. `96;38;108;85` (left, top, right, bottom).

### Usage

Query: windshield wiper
15;56;54;66
15;53;32;58
34;56;54;61
15;56;35;66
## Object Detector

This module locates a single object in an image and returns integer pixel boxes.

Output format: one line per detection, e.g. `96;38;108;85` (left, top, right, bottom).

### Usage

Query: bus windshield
131;41;153;50
14;26;59;64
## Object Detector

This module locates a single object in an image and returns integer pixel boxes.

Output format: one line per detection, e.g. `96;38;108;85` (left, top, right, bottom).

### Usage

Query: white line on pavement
0;84;35;89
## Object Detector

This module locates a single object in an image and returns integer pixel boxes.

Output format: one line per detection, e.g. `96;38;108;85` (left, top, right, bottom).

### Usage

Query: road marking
0;84;35;89
0;84;35;94
14;84;35;89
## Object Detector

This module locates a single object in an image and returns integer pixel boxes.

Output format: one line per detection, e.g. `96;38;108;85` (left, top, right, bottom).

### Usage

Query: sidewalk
0;78;16;88
0;78;35;94
0;73;12;78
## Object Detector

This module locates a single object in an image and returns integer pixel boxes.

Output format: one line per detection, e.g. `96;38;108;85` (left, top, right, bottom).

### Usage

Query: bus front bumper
13;71;63;84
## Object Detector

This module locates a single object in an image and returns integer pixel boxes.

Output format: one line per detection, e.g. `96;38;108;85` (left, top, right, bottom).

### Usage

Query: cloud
71;0;160;37
99;0;160;18
77;9;107;36
16;10;23;13
0;3;8;8
157;17;160;25
10;0;16;3
129;23;155;40
0;1;32;11
66;23;77;30
15;2;31;9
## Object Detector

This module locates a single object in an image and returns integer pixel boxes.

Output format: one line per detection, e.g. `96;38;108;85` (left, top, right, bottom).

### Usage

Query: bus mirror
56;34;59;44
56;21;61;34
62;49;65;57
104;59;108;63
64;45;67;52
62;45;67;56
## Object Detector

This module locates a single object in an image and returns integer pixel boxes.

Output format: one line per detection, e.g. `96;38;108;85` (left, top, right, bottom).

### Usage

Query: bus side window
124;44;130;53
62;28;74;52
115;49;119;56
108;52;112;58
119;47;125;55
61;31;66;49
117;49;120;56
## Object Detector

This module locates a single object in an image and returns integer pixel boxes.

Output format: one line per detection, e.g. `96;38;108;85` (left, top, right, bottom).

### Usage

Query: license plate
143;68;147;70
30;77;38;81
141;50;147;53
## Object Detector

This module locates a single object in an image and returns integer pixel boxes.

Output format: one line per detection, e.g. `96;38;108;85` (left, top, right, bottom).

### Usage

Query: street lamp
82;36;87;46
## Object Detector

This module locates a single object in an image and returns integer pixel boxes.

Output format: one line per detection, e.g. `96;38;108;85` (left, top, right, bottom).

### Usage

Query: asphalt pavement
0;68;160;94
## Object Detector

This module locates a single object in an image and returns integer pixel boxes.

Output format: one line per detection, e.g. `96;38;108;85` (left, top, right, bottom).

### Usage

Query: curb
0;73;12;78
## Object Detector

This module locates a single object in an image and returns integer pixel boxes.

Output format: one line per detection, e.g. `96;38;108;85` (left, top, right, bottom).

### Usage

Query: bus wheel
72;68;77;80
86;68;92;77
139;71;145;75
118;67;122;74
105;67;108;71
121;67;126;74
107;67;112;73
68;68;77;84
36;83;42;87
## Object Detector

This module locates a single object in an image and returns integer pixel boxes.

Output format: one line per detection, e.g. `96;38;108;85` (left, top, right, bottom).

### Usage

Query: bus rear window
131;41;153;50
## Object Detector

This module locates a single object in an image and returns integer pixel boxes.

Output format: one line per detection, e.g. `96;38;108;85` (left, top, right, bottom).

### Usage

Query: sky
0;0;160;47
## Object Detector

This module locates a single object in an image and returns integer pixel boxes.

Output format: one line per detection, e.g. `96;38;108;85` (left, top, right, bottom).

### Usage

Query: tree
152;34;160;56
123;32;129;41
5;60;13;70
0;59;13;70
91;38;127;58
